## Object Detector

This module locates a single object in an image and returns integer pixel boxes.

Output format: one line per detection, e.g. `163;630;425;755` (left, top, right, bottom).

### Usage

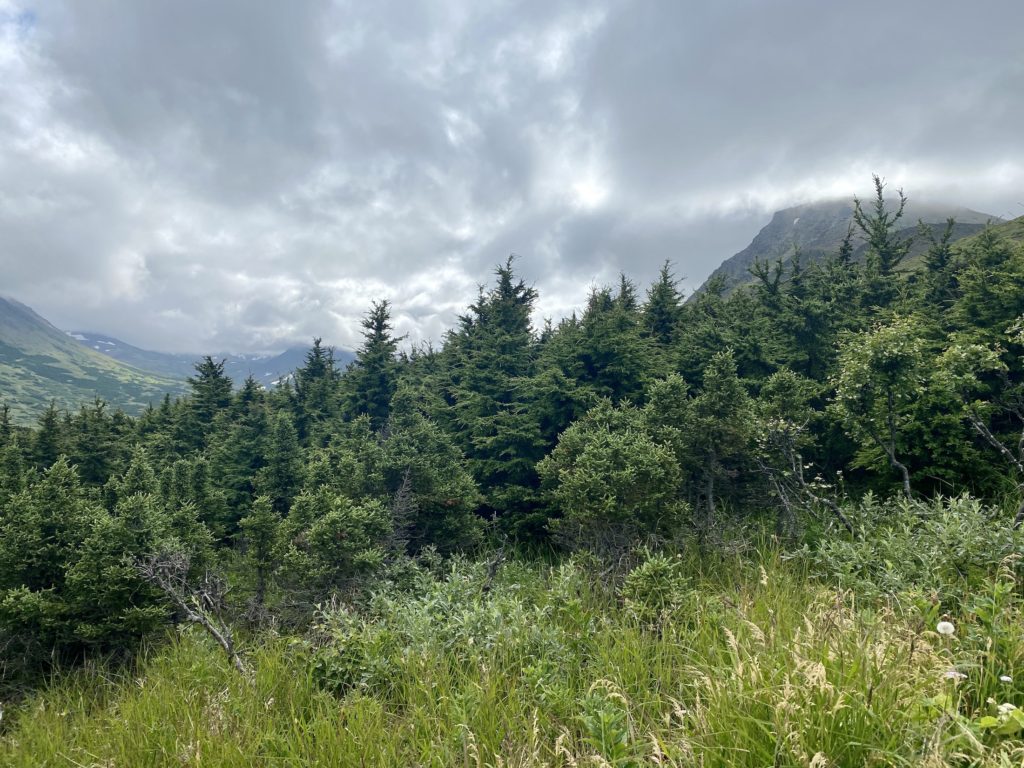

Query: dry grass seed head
554;728;578;768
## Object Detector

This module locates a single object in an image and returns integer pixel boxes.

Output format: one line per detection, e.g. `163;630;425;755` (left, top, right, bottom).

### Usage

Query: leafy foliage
2;181;1024;718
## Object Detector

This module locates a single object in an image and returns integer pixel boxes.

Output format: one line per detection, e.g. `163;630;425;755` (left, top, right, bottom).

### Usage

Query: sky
1;1;1022;353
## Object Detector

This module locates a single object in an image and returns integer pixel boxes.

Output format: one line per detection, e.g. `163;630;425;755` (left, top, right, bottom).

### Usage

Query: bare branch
138;550;247;676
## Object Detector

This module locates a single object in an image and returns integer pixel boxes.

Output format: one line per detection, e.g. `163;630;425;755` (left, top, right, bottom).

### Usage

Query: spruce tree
642;261;685;346
382;387;483;552
0;436;26;505
950;227;1024;345
686;350;755;533
0;403;12;445
188;456;231;537
576;284;662;403
539;398;684;556
186;357;233;447
0;458;103;668
445;258;545;526
256;411;302;514
238;495;282;610
853;175;912;309
64;492;170;649
32;401;64;470
919;218;958;309
346;300;402;430
105;444;158;509
210;377;270;514
66;399;122;487
293;338;342;443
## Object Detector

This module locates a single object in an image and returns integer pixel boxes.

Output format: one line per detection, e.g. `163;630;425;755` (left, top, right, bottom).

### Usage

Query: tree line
2;177;1023;677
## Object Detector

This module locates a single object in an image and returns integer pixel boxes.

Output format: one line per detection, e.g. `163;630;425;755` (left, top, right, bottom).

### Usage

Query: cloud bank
1;0;1022;351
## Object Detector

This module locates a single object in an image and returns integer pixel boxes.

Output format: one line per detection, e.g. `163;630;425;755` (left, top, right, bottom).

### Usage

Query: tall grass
3;498;1024;766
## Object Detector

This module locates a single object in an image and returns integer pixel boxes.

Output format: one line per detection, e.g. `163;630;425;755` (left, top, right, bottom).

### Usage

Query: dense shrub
619;551;690;623
806;494;1024;606
539;400;687;554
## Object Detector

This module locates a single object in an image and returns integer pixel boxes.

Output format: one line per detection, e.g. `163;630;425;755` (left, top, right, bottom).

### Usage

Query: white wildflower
998;702;1017;716
1000;675;1013;683
936;621;955;636
942;668;967;681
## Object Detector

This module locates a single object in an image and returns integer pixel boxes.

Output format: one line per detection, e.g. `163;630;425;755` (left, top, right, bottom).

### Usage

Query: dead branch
138;550;247;676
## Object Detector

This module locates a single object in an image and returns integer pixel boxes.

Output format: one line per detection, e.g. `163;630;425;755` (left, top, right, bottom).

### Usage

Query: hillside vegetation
4;498;1024;766
696;198;996;295
2;180;1024;765
0;297;185;424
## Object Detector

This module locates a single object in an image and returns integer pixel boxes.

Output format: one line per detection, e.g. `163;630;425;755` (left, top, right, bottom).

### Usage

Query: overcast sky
1;1;1022;353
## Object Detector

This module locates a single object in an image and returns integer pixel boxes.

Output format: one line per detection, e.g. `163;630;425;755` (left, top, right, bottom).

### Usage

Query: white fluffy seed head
936;621;955;636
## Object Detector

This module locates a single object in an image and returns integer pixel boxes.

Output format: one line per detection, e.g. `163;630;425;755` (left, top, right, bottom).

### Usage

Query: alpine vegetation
2;178;1024;764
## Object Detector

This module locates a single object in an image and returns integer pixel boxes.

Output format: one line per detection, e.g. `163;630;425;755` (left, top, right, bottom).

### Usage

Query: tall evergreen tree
0;403;12;445
642;261;685;346
32;401;64;471
67;399;125;487
346;300;402;430
238;495;282;611
293;338;342;443
256;411;302;514
210;377;270;514
0;458;103;668
186;357;233;447
686;350;755;533
444;258;546;528
576;284;662;403
950;227;1024;345
918;218;958;310
853;175;912;309
106;444;159;509
0;436;26;505
382;387;483;552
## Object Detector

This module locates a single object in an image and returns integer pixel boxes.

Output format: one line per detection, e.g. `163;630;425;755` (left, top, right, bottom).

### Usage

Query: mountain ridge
0;295;186;425
67;331;354;389
0;296;356;424
693;199;999;296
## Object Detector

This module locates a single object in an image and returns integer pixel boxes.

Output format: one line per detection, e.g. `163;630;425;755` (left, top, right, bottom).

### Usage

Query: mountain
68;332;353;389
0;296;186;425
1;296;359;424
945;213;1024;253
694;199;999;296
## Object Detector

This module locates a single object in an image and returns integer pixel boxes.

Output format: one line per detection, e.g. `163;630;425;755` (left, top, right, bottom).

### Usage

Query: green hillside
948;213;1024;255
0;296;186;424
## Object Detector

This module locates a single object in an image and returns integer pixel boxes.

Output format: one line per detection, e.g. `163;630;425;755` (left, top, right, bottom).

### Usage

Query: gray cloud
1;0;1022;352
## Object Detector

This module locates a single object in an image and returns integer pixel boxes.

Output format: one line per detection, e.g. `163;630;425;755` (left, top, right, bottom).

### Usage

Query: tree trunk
885;389;912;499
891;455;912;500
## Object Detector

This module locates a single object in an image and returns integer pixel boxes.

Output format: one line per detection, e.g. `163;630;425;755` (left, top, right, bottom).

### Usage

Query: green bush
807;493;1024;606
619;551;690;624
539;400;687;555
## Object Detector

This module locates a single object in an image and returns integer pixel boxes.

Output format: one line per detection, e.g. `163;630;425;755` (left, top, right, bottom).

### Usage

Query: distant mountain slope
946;214;1024;254
695;199;998;295
69;332;355;389
0;296;186;425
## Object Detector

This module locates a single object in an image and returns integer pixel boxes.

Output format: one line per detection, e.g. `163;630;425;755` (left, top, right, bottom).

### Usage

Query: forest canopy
1;179;1024;679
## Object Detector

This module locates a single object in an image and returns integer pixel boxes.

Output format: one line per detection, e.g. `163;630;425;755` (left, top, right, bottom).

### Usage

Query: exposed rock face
694;199;997;297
